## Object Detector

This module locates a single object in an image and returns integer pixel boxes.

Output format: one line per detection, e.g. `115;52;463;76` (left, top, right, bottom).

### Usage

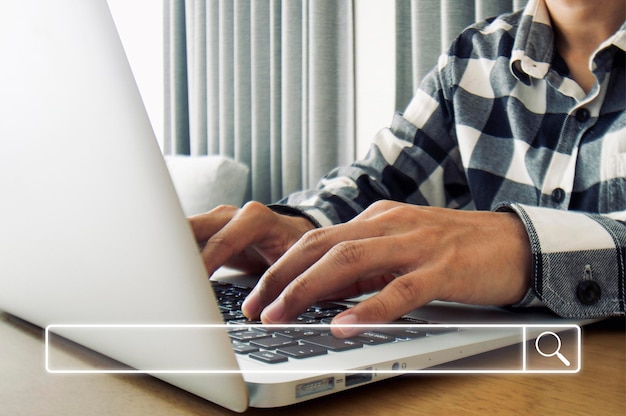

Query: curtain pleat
163;0;189;155
307;0;355;192
476;0;514;21
250;1;271;202
441;0;475;53
187;0;207;155
395;0;443;110
269;0;283;203
281;1;304;197
163;0;525;204
218;1;235;159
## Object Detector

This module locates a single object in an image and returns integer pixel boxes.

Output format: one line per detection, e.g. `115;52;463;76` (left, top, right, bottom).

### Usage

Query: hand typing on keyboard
191;201;531;338
211;280;443;364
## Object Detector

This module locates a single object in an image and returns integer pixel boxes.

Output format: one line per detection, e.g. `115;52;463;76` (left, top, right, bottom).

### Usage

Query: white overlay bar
45;324;581;374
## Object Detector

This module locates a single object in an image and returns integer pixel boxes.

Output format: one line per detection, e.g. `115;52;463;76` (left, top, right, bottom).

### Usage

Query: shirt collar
602;21;626;53
510;0;554;83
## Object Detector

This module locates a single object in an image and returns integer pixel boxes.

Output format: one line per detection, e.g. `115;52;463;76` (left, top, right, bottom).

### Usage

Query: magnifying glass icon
535;331;570;366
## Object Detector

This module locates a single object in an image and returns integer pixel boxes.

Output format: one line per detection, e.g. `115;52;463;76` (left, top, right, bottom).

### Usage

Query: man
191;0;625;337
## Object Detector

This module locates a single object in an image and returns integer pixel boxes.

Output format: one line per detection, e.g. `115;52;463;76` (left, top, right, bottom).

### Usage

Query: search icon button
535;331;570;367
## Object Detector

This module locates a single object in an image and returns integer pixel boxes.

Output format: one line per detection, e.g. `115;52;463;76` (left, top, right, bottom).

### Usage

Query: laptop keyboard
211;281;450;364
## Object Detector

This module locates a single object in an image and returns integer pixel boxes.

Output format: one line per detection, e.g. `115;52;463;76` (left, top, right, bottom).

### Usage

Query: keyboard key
249;351;289;364
231;341;259;354
295;316;321;325
274;327;322;339
392;317;455;335
302;335;363;352
222;310;246;320
228;329;273;342
393;317;430;324
310;302;345;310
277;344;328;359
226;319;264;327
299;309;345;320
377;327;427;340
250;335;298;349
355;331;396;345
424;327;457;335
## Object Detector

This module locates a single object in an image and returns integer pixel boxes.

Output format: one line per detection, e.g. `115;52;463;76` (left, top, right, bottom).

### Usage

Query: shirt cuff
495;202;625;319
266;204;323;228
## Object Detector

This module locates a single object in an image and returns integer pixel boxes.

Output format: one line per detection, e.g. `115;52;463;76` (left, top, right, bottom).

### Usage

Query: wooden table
1;313;623;415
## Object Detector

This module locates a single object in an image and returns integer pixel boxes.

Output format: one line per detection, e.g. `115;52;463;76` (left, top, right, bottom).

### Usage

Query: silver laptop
0;0;587;412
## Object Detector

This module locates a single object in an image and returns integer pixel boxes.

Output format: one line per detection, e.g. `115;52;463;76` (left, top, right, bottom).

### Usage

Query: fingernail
261;297;286;323
331;313;360;338
241;293;261;319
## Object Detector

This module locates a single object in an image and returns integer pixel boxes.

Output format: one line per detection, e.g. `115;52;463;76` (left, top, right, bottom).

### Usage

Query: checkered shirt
277;0;626;318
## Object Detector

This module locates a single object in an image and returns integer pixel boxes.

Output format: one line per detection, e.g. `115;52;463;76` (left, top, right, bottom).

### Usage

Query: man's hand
240;201;532;337
190;202;316;276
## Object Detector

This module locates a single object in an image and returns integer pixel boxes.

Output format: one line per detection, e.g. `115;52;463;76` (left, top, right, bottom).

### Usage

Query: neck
544;0;624;93
545;0;625;54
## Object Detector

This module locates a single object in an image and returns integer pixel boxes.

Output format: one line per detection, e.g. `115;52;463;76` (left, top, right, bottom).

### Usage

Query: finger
201;202;277;276
189;205;239;243
352;200;403;220
318;273;396;301
258;234;409;324
242;220;385;319
330;270;439;338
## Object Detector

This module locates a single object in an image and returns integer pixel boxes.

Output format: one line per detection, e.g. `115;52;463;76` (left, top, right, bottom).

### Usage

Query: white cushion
165;155;249;217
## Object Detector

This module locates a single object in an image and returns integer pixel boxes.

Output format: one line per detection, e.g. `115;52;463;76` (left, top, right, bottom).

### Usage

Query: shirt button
551;188;565;203
576;280;601;305
575;108;590;123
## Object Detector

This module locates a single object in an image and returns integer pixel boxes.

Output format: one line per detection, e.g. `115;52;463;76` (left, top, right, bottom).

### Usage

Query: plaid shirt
278;0;626;319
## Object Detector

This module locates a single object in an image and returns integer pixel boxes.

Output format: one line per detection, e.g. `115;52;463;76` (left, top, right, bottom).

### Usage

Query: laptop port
345;368;373;387
296;377;335;398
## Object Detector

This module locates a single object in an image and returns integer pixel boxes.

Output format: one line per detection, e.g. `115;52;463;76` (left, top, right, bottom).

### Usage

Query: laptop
0;0;589;413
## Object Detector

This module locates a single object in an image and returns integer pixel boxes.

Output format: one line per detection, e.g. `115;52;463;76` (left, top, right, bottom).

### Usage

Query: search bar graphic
45;323;581;374
535;331;571;366
524;325;580;372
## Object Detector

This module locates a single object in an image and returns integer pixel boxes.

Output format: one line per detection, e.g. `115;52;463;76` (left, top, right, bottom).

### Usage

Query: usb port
345;368;373;387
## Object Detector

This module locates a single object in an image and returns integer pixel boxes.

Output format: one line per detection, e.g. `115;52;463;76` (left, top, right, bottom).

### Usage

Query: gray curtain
163;0;525;204
164;0;354;204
